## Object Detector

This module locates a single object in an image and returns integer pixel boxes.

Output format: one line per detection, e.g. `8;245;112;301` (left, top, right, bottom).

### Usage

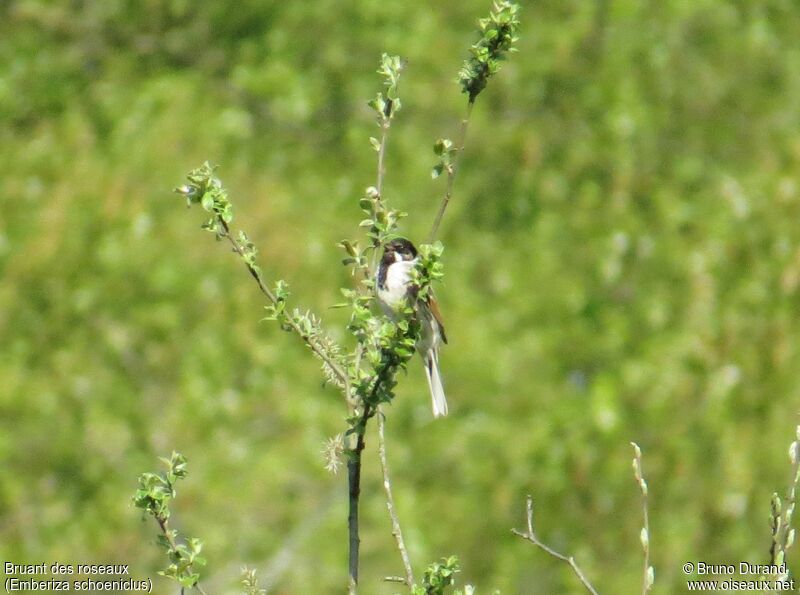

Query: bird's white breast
377;258;415;313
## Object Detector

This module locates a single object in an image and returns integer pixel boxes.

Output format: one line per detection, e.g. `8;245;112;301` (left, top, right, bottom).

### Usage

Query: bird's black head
383;238;418;262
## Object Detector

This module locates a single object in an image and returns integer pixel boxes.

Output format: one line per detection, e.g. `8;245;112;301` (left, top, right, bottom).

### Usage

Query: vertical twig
427;100;475;243
377;409;415;587
375;121;390;197
769;426;800;583
631;443;653;594
368;120;391;276
348;56;404;593
511;495;600;595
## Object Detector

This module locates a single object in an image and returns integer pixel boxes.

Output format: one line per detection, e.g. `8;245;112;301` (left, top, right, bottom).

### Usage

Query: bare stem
368;121;392;277
217;219;350;395
511;495;600;595
376;122;390;199
377;409;415;587
428;100;475;243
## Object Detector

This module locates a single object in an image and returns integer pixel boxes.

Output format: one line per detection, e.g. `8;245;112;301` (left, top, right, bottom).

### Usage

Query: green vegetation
3;0;800;593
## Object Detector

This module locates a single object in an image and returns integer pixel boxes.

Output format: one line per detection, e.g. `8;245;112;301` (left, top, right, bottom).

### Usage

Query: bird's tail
424;351;448;418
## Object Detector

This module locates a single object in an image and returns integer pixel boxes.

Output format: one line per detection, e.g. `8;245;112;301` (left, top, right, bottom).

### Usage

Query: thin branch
781;433;800;552
218;219;350;394
427;100;475;243
770;426;800;582
367;122;391;279
375;121;390;199
631;443;653;594
511;495;600;595
377;408;415;587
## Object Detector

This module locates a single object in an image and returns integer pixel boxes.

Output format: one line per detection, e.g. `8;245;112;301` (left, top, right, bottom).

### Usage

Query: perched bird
376;238;448;417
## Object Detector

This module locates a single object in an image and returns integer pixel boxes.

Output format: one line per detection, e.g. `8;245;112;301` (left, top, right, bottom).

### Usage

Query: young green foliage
358;185;408;256
133;453;207;592
176;161;233;237
458;1;521;103
431;139;456;180
368;53;404;124
411;556;461;595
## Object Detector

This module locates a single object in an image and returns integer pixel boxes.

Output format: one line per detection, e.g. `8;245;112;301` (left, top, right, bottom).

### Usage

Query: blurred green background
3;0;800;593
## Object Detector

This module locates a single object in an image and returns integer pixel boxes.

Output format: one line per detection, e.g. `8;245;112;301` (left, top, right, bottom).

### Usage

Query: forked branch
511;495;599;595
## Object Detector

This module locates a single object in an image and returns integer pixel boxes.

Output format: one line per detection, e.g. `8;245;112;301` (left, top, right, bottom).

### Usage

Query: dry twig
511;495;599;595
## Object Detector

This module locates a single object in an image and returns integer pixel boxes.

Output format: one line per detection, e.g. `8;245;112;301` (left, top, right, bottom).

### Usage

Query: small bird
376;238;448;417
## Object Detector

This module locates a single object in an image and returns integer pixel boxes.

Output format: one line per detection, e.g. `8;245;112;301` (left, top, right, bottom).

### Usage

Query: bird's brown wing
426;294;448;344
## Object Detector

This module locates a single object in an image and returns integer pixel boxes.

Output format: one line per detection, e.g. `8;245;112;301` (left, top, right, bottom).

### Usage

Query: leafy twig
511;495;599;595
428;0;520;242
133;453;208;595
377;409;415;587
458;0;521;103
174;164;350;397
427;102;473;243
372;54;402;199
